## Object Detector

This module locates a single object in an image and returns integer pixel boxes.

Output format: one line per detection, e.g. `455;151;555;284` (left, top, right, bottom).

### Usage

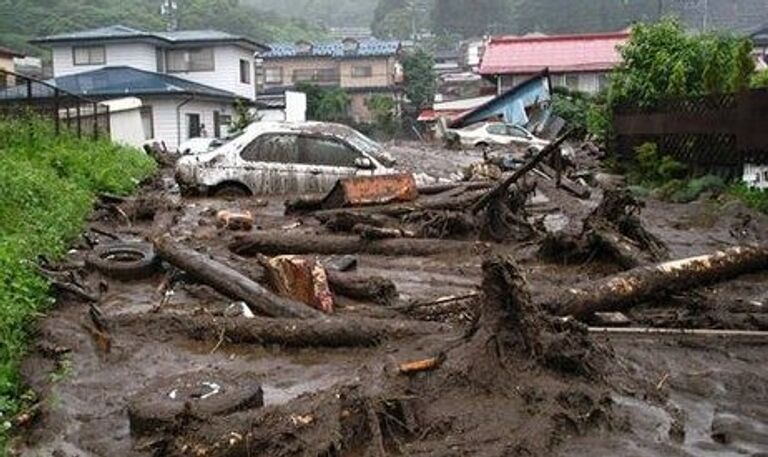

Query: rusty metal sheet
263;255;334;313
321;173;418;209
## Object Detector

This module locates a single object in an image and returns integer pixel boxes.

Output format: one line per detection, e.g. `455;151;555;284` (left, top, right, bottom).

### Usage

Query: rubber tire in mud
212;183;251;198
128;371;264;436
86;242;159;280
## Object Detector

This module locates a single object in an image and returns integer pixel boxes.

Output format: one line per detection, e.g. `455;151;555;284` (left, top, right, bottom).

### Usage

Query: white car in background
448;122;551;151
175;121;397;196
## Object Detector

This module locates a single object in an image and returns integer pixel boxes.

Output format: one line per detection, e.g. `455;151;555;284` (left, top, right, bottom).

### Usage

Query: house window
597;74;609;91
0;72;6;88
73;46;106;66
293;68;339;83
351;66;372;78
156;48;166;72
240;59;251;84
187;113;201;139
167;48;215;72
140;106;154;140
214;111;234;138
565;74;579;90
264;67;283;84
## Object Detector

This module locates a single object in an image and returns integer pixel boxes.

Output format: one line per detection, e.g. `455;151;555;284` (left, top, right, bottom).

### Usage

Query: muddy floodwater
13;144;768;457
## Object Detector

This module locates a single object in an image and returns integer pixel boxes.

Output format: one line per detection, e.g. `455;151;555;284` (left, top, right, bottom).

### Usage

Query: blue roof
31;24;268;51
263;39;400;59
0;66;241;100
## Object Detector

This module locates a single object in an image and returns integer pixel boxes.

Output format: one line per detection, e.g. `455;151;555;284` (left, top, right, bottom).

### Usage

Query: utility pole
160;0;179;32
702;0;709;30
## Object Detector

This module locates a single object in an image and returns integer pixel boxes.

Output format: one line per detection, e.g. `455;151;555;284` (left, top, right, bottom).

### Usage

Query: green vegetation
729;184;768;214
297;83;352;123
0;117;155;449
365;94;399;138
752;70;768;89
1;0;324;57
608;18;754;110
401;48;436;111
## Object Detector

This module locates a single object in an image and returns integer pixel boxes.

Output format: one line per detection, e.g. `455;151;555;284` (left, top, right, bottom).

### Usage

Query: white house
29;25;269;147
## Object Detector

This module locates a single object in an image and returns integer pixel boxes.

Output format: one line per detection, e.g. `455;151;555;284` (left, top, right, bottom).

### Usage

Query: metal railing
0;69;110;139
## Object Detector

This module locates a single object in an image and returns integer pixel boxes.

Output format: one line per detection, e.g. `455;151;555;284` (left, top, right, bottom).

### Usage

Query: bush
729;184;768;214
0;117;155;448
629;142;687;186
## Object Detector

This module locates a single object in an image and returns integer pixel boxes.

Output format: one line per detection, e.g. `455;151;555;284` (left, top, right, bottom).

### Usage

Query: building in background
479;31;629;94
751;25;768;69
261;38;402;122
0;45;24;87
28;25;268;146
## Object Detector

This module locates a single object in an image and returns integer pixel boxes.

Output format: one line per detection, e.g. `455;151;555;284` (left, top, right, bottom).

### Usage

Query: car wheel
212;183;251;198
86;242;159;280
475;142;490;150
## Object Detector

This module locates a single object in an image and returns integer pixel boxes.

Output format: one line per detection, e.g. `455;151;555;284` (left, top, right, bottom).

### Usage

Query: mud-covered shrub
629;142;687;187
729;184;768;214
0;117;155;448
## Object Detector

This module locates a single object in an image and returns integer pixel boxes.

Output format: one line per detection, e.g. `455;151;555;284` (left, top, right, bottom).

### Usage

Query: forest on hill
0;0;325;56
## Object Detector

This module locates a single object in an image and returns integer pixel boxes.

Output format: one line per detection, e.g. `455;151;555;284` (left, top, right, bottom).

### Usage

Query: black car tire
86;242;159;280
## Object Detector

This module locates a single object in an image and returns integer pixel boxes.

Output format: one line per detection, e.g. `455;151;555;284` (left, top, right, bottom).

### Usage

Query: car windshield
341;128;395;167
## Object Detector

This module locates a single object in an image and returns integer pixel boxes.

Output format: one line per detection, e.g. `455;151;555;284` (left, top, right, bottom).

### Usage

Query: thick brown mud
11;148;768;456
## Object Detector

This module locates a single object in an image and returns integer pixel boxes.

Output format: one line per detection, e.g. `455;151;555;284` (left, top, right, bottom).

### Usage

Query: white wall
52;42;157;77
284;91;306;122
744;163;768;190
143;96;236;147
101;97;146;148
169;45;255;100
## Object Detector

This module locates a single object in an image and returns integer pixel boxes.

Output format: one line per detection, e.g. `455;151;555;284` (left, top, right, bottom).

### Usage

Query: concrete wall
101;97;146;148
52;42;157;76
142;96;236;148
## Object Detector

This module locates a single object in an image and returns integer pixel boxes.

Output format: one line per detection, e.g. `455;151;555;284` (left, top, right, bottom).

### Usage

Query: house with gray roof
27;25;269;147
261;38;402;123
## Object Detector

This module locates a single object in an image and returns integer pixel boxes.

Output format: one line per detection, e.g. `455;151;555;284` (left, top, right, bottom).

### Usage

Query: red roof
479;31;629;75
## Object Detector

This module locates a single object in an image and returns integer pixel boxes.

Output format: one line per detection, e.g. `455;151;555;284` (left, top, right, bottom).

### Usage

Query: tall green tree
401;48;436;110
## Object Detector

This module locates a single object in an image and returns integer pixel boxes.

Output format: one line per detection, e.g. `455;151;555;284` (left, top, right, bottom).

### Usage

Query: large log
313;189;488;220
327;271;398;306
548;245;768;319
154;237;322;319
230;232;481;257
115;314;451;347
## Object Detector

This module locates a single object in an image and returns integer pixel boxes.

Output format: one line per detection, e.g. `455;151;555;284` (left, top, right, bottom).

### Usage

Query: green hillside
244;0;379;28
0;0;326;56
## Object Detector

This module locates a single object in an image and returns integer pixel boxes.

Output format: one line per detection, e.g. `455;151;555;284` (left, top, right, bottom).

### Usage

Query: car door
506;125;535;147
485;123;514;145
238;133;300;194
297;134;367;193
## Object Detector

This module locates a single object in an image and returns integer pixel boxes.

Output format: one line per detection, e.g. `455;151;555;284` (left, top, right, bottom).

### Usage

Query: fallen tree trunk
231;232;481;257
313;189;488;220
548;245;768;319
115;314;451;347
327;271;398;306
154;236;322;319
471;130;573;214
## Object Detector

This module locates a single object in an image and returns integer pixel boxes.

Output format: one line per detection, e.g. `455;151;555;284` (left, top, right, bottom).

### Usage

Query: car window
486;124;507;135
240;134;299;163
298;135;362;167
507;126;530;139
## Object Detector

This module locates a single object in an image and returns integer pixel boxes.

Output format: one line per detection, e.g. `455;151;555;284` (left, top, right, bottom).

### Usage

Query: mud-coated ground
12;144;768;457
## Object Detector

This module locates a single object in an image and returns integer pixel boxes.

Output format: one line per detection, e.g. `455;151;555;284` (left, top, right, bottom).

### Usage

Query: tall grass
0;117;155;449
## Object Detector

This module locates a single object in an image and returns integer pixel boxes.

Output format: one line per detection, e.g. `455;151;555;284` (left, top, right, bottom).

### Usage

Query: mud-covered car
447;122;550;151
175;121;397;196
